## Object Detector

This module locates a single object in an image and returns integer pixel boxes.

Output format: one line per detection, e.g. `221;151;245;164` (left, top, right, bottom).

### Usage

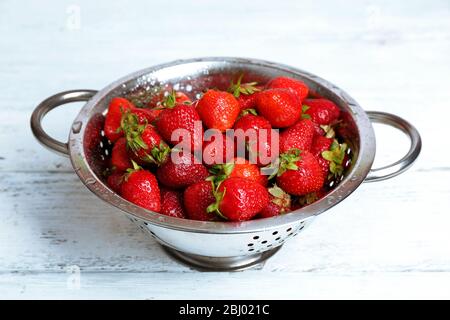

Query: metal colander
30;57;421;270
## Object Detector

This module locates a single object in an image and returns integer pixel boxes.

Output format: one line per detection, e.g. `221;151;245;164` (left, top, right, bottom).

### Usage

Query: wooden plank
2;271;450;299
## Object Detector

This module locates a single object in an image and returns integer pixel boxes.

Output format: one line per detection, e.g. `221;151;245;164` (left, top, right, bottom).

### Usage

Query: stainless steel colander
30;57;421;270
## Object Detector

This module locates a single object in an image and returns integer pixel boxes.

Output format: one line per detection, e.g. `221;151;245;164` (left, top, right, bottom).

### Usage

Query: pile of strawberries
103;75;349;222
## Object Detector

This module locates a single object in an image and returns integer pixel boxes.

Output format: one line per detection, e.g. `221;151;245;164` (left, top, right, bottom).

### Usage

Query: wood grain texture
0;0;449;299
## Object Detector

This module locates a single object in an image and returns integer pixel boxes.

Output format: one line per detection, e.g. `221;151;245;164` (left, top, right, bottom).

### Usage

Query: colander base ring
161;245;282;271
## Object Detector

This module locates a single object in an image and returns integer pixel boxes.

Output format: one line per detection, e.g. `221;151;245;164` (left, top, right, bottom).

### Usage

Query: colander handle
364;111;422;182
30;90;98;157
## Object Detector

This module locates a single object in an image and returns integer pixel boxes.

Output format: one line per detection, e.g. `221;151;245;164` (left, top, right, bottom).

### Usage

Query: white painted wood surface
1;0;449;299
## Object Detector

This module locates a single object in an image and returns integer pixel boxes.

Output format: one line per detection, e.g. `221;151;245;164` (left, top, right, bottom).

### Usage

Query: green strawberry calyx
320;124;335;138
124;160;142;181
276;148;302;177
301;105;311;120
239;108;258;117
228;74;261;98
208;162;235;186
206;183;228;220
321;139;347;179
121;110;148;151
297;191;321;207
120;110;170;166
268;185;291;213
162;90;177;108
142;142;171;166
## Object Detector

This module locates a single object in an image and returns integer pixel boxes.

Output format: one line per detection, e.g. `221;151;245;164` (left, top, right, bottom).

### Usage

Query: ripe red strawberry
210;157;268;187
233;114;272;132
156;152;209;189
196;90;240;131
202;131;236;166
259;185;291;218
132;107;161;125
237;94;258;111
120;165;161;212
255;88;302;128
121;111;170;165
146;90;191;108
111;137;132;172
276;149;324;196
160;188;186;218
104;97;134;142
303;98;340;125
208;177;269;221
279;119;316;153
156;96;203;152
233;114;278;166
170;91;191;105
183;181;218;221
314;138;348;180
266;76;309;102
107;172;124;193
311;136;333;178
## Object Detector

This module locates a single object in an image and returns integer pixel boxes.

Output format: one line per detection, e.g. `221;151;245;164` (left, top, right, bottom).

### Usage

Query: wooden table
1;0;449;299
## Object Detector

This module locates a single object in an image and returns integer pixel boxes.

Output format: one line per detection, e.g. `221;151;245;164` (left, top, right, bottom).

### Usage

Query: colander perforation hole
272;231;278;235
286;227;292;232
248;243;254;247
261;240;267;244
275;237;281;241
253;236;259;240
248;248;254;252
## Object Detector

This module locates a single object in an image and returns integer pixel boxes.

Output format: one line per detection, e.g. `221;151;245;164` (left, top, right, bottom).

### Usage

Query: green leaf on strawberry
275;148;302;177
206;186;228;220
120;110;148;152
301;105;311;120
228;74;261;98
162;90;177;108
320;124;336;138
321;139;347;179
268;185;291;213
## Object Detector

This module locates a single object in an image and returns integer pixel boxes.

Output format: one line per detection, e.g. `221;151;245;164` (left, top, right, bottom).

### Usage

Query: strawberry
207;177;269;221
209;157;268;187
107;172;124;193
183;181;218;221
156;152;209;189
303;98;340;125
279;119;316;154
318;139;348;180
121;111;170;166
104;97;134;142
156;93;203;152
111;137;132;172
202;131;236;166
237;94;258;111
266;76;309;102
162;90;191;107
233;114;278;166
120;163;161;212
259;185;291;218
160;187;186;218
255;88;302;128
233;114;272;132
228;74;262;111
276;149;324;196
311;135;333;178
196;89;240;131
132;107;161;125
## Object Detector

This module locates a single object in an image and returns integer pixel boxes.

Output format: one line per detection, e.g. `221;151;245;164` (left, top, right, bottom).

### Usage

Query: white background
0;0;449;299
